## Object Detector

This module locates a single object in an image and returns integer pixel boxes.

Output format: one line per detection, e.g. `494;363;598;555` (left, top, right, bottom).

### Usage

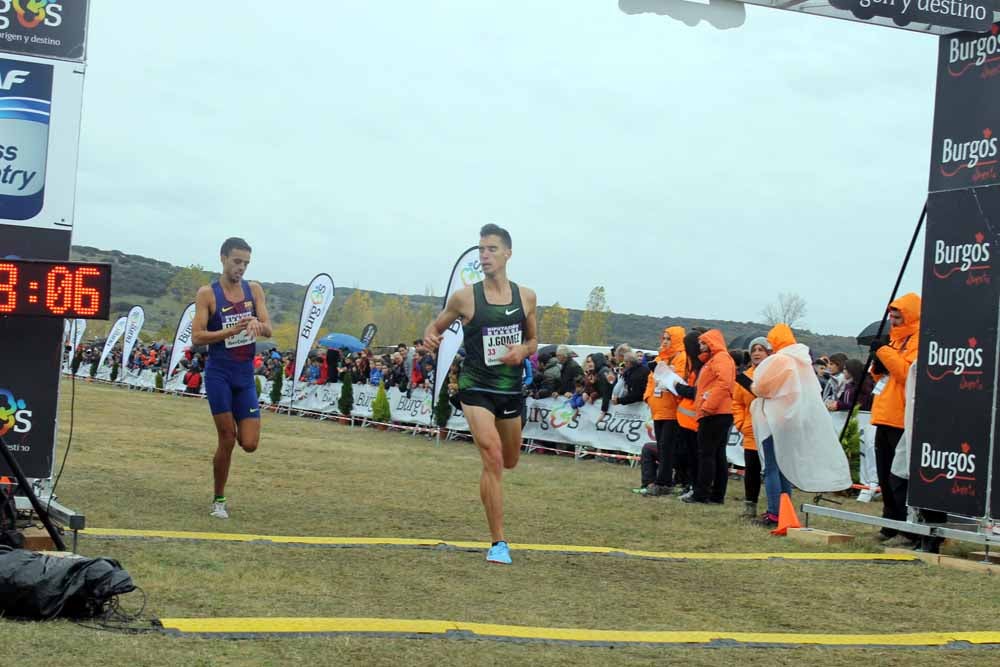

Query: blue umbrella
318;332;366;353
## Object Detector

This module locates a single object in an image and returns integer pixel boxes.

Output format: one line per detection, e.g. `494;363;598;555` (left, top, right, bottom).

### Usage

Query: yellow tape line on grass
155;617;1000;646
82;527;917;562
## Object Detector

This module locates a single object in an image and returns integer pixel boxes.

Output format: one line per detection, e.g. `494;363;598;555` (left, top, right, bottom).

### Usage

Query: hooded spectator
641;327;687;496
750;324;853;527
870;293;921;540
683;329;735;505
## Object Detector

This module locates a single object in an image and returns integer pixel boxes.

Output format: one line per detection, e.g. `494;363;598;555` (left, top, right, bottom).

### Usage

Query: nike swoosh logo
505;308;520;316
222;306;234;313
250;408;259;413
503;409;518;415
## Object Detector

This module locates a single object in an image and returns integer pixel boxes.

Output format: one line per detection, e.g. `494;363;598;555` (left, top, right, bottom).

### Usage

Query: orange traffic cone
770;492;801;536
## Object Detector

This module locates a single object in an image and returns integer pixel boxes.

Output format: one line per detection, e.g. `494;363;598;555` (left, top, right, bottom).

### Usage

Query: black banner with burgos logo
929;24;1000;193
909;188;1000;516
0;1;88;61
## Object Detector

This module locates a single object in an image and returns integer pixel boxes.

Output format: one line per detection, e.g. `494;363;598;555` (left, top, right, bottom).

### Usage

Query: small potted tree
88;356;99;381
371;380;391;430
269;370;284;411
434;381;452;439
337;371;354;424
155;371;164;391
110;361;119;383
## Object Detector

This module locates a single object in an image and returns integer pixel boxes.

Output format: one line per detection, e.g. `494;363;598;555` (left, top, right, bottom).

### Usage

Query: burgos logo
933;232;991;282
0;1;63;31
310;283;327;305
947;24;1000;78
926;338;985;383
460;260;484;287
0;388;31;436
919;442;976;483
940;128;998;177
548;402;577;429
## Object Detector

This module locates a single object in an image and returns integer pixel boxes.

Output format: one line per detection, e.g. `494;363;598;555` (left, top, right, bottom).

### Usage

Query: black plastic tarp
0;547;136;619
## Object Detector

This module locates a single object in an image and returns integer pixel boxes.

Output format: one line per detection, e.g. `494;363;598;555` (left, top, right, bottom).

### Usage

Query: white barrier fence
68;366;876;472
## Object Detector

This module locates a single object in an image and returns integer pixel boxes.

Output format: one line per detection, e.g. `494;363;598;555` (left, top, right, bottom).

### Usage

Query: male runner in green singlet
424;224;538;564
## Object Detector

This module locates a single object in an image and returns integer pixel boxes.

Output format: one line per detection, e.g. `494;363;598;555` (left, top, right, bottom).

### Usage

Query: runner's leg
495;413;523;471
212;412;238;497
463;403;506;543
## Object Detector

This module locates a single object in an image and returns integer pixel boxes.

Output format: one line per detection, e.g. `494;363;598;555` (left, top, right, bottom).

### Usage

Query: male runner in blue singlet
192;238;272;519
424;224;538;564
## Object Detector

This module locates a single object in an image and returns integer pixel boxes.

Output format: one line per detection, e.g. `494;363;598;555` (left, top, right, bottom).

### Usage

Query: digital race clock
0;259;112;319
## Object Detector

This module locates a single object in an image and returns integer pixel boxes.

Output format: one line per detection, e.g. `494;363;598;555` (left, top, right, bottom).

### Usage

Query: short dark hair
480;224;512;249
413;339;423;345
221;237;252;256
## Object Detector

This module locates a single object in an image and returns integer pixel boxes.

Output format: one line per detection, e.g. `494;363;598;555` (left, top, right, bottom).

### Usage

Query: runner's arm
246;282;272;338
423;289;472;352
191;285;248;346
500;287;538;366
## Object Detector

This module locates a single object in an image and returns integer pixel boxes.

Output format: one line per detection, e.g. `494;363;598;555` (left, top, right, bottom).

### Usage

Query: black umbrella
537;344;558;363
856;320;886;347
255;341;277;354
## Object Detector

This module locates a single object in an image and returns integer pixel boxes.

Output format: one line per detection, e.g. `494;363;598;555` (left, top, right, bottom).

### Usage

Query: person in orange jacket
870;293;921;540
732;336;772;518
641;326;688;496
681;329;735;504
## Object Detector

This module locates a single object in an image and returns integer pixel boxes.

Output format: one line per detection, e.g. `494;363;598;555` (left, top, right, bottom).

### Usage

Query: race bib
483;324;522;367
223;311;256;349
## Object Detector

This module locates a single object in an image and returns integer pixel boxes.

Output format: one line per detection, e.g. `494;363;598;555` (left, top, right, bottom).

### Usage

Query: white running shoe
210;501;229;519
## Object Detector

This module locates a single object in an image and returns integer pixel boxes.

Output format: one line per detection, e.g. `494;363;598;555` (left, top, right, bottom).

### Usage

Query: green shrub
270;371;283;405
372;380;391;423
338;372;354;416
840;406;862;484
434;380;452;428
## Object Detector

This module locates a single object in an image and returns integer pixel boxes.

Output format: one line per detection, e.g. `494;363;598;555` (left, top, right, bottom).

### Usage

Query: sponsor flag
293;274;335;385
167;302;197;378
71;319;87;351
120;306;145;378
98;316;128;370
360;323;378;348
433;246;484;406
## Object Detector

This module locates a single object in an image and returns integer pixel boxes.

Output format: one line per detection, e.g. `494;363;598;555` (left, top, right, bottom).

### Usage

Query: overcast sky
73;1;935;336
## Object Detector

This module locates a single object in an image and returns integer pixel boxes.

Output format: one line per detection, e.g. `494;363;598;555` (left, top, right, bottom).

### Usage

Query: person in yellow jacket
641;326;688;496
732;336;772;518
870;293;921;540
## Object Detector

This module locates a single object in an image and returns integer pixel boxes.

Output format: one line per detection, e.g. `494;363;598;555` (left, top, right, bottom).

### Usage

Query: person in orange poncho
680;329;735;505
870;293;921;540
641;326;688;495
732;336;772;518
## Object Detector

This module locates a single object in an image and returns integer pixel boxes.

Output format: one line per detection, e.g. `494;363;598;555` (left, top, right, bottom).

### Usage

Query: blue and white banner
293;274;335;384
120;305;145;376
167;302;196;378
97;315;126;369
433;246;484;404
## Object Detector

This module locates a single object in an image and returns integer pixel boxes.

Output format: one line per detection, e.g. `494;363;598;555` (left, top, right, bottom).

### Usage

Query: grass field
2;379;999;666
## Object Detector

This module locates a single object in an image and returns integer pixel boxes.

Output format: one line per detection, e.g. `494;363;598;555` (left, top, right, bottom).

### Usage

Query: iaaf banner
119;305;145;379
292;273;335;385
910;187;1000;517
97;315;126;370
0;1;89;61
433;246;484;407
929;24;1000;193
166;302;196;378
